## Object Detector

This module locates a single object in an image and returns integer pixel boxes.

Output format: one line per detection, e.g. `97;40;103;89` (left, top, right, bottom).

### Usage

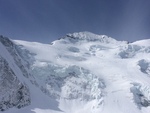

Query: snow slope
0;32;150;113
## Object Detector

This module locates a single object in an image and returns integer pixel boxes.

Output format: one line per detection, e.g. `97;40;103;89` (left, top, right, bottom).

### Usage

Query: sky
0;0;150;43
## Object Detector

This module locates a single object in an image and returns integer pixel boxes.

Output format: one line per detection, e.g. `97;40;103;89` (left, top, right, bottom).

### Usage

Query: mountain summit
0;32;150;113
63;31;127;44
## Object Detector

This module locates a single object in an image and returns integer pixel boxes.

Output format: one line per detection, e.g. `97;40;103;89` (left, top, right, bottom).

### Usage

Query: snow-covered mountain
0;32;150;113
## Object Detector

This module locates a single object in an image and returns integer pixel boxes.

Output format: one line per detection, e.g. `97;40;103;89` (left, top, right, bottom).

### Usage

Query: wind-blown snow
0;32;150;113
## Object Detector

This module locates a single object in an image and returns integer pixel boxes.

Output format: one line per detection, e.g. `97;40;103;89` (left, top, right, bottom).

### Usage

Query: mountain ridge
0;32;150;113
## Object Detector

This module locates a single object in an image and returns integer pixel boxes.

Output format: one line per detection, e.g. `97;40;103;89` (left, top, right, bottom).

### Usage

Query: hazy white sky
0;0;150;43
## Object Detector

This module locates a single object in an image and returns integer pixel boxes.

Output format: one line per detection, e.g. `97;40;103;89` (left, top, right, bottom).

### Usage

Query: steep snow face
1;32;150;113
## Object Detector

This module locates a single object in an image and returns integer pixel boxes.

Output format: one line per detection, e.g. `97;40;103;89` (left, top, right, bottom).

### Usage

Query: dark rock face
0;56;30;111
0;36;32;111
0;36;30;78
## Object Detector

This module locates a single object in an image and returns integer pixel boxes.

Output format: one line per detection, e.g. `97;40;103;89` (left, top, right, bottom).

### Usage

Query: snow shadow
138;59;150;75
130;83;150;109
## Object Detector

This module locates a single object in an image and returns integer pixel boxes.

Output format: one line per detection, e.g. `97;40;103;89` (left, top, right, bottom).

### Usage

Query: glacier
0;32;150;113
